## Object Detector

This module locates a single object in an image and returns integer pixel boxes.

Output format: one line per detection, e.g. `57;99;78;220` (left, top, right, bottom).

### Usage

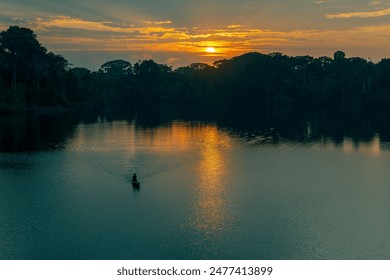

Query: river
1;104;390;259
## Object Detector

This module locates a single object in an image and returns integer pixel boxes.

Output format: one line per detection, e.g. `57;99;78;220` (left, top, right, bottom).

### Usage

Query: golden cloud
143;20;173;25
227;25;242;29
12;15;389;61
326;8;390;19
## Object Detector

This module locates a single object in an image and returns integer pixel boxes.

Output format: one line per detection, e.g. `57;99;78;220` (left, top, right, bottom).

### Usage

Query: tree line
1;26;390;112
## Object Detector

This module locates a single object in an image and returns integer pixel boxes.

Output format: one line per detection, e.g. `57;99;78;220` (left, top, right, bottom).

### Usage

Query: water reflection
67;120;137;153
341;134;381;155
3;104;390;155
0;112;101;153
3;105;390;259
132;183;140;193
191;126;232;238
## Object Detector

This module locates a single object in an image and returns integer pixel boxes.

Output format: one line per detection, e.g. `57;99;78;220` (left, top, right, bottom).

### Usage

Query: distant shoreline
1;26;390;114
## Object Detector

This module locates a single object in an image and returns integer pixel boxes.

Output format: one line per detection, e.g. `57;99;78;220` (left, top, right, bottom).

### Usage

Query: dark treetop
1;26;390;112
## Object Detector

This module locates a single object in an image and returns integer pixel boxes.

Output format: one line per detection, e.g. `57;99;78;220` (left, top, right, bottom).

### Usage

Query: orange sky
1;0;390;68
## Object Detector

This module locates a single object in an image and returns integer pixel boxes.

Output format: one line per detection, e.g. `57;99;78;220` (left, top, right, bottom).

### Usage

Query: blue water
1;112;390;259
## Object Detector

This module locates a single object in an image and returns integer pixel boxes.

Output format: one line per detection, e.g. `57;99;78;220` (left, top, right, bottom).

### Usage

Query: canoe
132;180;140;187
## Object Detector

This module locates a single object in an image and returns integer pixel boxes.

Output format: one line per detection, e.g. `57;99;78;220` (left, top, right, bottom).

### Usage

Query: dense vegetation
1;26;390;112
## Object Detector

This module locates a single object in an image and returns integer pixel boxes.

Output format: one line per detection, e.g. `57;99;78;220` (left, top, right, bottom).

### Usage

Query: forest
1;26;390;112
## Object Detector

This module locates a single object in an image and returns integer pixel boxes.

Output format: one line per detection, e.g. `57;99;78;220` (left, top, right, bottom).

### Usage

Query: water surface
1;106;390;259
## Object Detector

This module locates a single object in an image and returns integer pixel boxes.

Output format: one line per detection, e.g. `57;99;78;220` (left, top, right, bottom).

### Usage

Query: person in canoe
132;173;138;182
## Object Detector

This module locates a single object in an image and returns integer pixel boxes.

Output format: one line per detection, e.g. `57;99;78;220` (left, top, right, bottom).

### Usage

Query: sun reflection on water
69;120;235;240
190;126;233;238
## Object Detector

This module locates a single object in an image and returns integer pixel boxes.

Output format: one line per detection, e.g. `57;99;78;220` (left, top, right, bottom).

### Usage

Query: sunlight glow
205;47;216;53
13;15;390;66
191;126;233;237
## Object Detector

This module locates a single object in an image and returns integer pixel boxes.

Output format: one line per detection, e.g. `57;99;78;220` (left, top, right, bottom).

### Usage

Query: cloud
326;9;390;19
370;0;390;5
2;14;390;68
29;16;282;55
227;25;242;28
143;20;172;25
6;15;389;50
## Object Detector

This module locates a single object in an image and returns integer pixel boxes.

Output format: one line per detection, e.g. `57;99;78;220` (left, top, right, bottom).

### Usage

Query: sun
205;47;216;53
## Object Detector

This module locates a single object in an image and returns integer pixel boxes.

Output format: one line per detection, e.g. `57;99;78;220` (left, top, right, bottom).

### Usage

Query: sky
1;0;390;69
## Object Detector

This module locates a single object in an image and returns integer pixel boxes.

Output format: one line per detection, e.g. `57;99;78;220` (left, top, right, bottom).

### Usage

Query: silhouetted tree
0;26;71;110
0;26;47;90
133;60;172;101
100;59;132;75
175;63;216;100
2;25;390;112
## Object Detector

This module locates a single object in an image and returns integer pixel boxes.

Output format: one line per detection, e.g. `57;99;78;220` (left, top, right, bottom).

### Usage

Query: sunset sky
1;0;390;69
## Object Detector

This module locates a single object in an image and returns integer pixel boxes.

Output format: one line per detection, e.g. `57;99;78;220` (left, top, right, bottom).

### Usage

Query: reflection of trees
0;113;99;153
121;103;390;149
3;102;390;153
